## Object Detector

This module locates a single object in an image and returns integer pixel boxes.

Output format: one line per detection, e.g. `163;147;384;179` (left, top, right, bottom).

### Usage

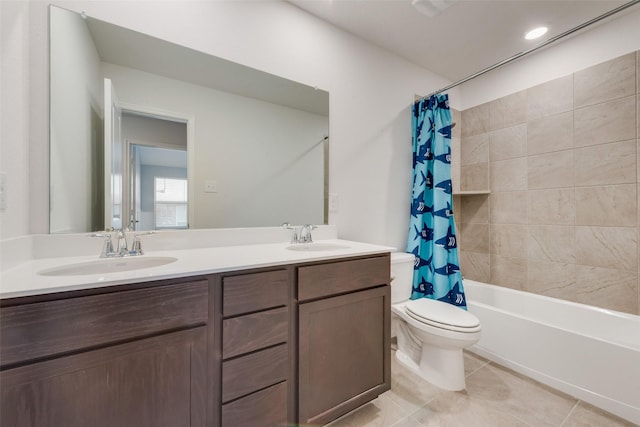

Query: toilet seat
405;298;481;333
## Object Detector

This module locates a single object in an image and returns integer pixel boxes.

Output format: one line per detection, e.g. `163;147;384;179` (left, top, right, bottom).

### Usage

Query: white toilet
390;252;481;391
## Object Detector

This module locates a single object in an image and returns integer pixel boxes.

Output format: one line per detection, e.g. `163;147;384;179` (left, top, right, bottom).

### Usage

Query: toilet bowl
390;252;481;391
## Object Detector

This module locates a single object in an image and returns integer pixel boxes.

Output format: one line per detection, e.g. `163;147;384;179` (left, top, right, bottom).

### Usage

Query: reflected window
154;177;188;229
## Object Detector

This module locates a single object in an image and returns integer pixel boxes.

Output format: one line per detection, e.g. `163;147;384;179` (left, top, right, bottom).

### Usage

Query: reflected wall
49;5;329;233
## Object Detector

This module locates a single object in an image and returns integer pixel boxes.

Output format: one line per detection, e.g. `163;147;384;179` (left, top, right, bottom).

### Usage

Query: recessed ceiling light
525;26;548;40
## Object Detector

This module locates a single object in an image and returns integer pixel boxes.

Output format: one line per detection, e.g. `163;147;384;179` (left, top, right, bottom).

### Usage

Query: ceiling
287;0;635;82
138;146;187;168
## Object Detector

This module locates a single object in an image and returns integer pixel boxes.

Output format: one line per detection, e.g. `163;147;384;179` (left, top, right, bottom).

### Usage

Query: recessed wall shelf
453;190;490;196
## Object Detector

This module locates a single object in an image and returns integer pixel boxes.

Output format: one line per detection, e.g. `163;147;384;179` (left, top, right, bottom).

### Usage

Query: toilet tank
390;252;415;304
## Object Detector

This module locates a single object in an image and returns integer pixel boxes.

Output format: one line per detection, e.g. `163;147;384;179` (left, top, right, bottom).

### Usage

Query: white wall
0;1;31;239
13;0;449;250
4;1;639;248
49;5;102;233
457;7;640;110
122;114;187;149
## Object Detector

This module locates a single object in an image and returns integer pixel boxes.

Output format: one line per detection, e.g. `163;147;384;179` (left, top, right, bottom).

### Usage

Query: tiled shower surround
453;51;639;315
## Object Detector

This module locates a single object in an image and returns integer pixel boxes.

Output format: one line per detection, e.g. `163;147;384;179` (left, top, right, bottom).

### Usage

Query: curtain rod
418;0;640;101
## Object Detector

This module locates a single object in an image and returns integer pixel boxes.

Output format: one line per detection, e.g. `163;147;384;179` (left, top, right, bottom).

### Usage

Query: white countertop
0;239;393;299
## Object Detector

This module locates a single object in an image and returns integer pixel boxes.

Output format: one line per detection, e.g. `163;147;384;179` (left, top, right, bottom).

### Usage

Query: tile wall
455;51;639;315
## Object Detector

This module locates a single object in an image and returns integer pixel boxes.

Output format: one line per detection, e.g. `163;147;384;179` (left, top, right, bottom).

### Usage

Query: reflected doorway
122;112;188;231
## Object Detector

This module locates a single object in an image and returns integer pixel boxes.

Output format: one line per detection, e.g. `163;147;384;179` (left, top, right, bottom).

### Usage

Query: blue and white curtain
406;94;466;309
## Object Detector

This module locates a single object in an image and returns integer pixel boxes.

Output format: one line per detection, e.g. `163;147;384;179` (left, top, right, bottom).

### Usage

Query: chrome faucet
91;229;154;258
129;231;155;256
298;224;317;243
115;229;129;257
91;231;116;258
283;223;317;244
282;223;298;244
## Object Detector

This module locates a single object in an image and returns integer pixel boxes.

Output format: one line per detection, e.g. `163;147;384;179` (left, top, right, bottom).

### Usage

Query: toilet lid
405;298;481;332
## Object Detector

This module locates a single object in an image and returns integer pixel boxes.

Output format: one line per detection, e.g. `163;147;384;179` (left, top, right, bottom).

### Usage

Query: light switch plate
329;193;338;212
204;180;218;193
0;172;6;210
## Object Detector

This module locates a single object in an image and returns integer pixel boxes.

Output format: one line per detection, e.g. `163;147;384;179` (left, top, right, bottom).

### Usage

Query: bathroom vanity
0;243;391;427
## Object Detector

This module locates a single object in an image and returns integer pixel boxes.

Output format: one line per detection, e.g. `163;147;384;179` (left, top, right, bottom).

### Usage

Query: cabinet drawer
1;280;209;367
223;269;288;317
222;307;288;359
222;381;287;427
298;255;390;302
222;343;288;403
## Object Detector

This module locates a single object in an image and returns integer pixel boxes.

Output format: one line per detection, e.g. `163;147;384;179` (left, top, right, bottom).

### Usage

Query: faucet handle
114;229;129;256
299;224;317;243
282;222;298;244
90;232;115;258
130;237;143;255
130;231;155;256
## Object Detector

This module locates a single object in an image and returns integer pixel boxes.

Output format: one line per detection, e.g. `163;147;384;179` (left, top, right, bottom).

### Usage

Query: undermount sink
37;256;178;277
286;243;350;252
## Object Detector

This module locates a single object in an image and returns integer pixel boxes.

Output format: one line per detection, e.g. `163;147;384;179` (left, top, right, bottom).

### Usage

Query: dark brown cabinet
0;253;390;427
0;279;210;427
297;255;391;425
1;327;207;427
218;268;291;427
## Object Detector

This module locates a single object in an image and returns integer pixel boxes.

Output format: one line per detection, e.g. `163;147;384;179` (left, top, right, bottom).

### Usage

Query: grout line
465;352;491;378
380;391;429;427
389;414;427;427
559;400;581;426
464;359;491;379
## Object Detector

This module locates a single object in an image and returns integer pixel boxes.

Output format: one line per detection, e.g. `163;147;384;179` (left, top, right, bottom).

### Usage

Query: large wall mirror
49;5;330;233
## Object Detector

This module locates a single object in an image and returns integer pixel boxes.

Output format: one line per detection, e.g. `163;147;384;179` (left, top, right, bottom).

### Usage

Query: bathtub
463;279;640;425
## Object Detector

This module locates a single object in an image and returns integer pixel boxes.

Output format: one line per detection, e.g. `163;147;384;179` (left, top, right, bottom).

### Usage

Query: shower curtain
406;94;466;309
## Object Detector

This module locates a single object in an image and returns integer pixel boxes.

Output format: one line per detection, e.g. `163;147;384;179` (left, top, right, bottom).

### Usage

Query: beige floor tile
324;394;409;427
562;401;637;427
463;350;490;376
463;363;577;426
389;415;429;427
409;391;533;427
326;350;634;427
387;351;444;412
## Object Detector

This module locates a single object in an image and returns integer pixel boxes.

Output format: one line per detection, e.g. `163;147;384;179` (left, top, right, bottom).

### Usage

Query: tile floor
326;350;637;427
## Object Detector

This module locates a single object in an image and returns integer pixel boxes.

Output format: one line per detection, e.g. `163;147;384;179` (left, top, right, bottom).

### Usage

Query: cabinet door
298;286;391;425
0;327;207;427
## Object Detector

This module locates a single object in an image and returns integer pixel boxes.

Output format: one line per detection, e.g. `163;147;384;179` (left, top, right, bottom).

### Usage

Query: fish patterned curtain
406;94;466;309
